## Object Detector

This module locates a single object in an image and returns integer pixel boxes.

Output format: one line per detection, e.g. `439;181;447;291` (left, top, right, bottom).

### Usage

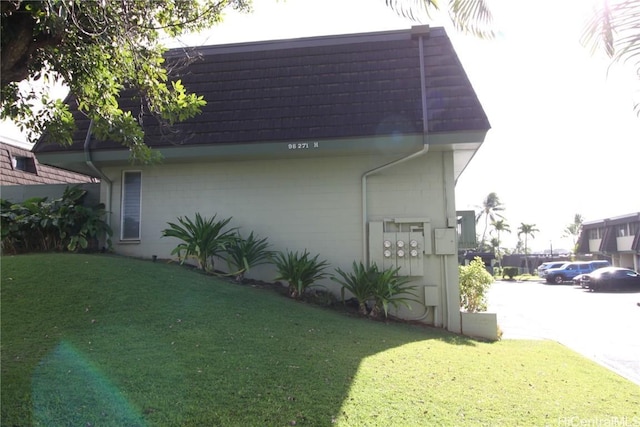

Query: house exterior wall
100;149;461;331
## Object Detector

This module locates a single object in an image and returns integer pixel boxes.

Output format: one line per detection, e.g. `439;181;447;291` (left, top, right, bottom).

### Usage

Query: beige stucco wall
100;149;461;332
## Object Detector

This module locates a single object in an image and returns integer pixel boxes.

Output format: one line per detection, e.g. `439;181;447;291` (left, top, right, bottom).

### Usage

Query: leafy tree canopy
1;0;250;162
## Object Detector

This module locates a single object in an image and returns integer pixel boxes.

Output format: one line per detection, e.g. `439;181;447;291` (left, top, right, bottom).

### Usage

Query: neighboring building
0;139;98;203
1;139;97;186
577;213;640;271
33;27;490;333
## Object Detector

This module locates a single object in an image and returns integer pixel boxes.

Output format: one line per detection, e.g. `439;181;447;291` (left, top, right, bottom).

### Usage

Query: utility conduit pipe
361;29;431;265
361;144;429;265
84;120;113;228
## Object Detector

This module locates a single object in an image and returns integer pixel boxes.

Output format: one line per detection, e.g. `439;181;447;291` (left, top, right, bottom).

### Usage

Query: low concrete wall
460;311;499;341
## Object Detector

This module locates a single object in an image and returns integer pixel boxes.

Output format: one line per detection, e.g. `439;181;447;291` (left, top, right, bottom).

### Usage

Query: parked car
588;260;611;271
576;260;611;287
537;261;569;278
582;267;640;292
573;273;589;286
545;260;610;284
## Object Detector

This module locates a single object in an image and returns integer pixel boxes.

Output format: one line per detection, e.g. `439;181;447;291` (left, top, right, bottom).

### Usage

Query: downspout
84;120;113;227
361;27;431;265
361;145;429;264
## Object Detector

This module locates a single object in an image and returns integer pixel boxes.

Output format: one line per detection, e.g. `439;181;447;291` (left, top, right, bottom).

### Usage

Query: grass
2;253;639;426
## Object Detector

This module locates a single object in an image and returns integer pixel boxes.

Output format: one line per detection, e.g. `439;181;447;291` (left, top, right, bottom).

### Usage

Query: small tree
517;222;539;274
490;219;511;268
562;213;584;256
459;257;494;313
475;192;505;250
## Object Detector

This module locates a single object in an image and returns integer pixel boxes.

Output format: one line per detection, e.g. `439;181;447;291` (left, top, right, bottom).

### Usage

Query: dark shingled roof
0;141;97;185
35;26;489;154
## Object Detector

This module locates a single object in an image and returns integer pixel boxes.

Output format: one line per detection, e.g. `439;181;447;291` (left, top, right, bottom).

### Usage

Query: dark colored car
583;267;640;292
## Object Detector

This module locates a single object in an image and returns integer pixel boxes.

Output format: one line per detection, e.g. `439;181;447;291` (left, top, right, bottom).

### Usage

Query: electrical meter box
369;218;431;277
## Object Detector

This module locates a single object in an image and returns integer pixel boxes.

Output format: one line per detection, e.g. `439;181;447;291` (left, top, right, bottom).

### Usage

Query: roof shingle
35;27;490;154
0;141;97;185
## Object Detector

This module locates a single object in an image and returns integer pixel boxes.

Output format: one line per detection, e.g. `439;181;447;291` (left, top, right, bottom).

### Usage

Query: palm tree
517;223;540;274
475;192;505;249
562;213;584;255
491;219;511;268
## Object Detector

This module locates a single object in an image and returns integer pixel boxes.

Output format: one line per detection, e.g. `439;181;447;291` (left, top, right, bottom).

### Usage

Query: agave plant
162;213;235;272
224;231;272;282
272;249;329;299
332;261;377;316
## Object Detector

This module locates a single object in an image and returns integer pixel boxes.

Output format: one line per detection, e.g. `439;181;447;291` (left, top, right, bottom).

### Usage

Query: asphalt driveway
487;279;640;385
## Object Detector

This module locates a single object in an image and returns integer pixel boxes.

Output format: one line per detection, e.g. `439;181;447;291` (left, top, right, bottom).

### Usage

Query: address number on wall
287;142;319;150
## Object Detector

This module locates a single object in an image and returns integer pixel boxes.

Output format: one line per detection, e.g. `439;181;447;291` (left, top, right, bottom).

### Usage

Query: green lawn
2;253;639;426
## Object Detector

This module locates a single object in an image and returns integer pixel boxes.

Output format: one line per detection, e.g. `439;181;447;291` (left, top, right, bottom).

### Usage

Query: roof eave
35;129;488;176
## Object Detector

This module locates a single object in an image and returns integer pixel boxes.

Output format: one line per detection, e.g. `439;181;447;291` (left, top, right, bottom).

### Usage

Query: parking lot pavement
487;279;640;386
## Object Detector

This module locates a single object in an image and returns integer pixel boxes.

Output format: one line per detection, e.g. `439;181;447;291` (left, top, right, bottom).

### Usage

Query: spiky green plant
332;261;376;316
333;262;420;319
272;249;329;299
224;231;272;282
162;213;235;272
369;265;419;319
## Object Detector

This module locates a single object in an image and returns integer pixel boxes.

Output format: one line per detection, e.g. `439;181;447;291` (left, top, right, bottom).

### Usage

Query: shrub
272;249;329;299
0;186;111;254
332;262;419;319
162;213;235;272
459;257;494;313
224;231;272;282
502;267;519;280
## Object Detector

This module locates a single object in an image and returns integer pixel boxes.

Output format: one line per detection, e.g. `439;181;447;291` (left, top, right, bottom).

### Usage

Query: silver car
537;261;568;278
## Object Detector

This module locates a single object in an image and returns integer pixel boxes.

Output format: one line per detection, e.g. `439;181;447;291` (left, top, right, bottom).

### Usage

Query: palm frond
385;0;439;22
446;0;494;38
385;0;494;38
581;0;640;114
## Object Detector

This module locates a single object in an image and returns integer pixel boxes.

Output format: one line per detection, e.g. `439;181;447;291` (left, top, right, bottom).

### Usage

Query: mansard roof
34;26;489;155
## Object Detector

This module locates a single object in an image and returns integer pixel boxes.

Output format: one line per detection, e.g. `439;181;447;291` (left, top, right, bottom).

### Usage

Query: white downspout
361;29;431;265
361;145;429;265
84;120;113;228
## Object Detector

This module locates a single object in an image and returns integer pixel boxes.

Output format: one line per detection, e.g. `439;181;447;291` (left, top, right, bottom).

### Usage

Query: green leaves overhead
1;0;250;162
